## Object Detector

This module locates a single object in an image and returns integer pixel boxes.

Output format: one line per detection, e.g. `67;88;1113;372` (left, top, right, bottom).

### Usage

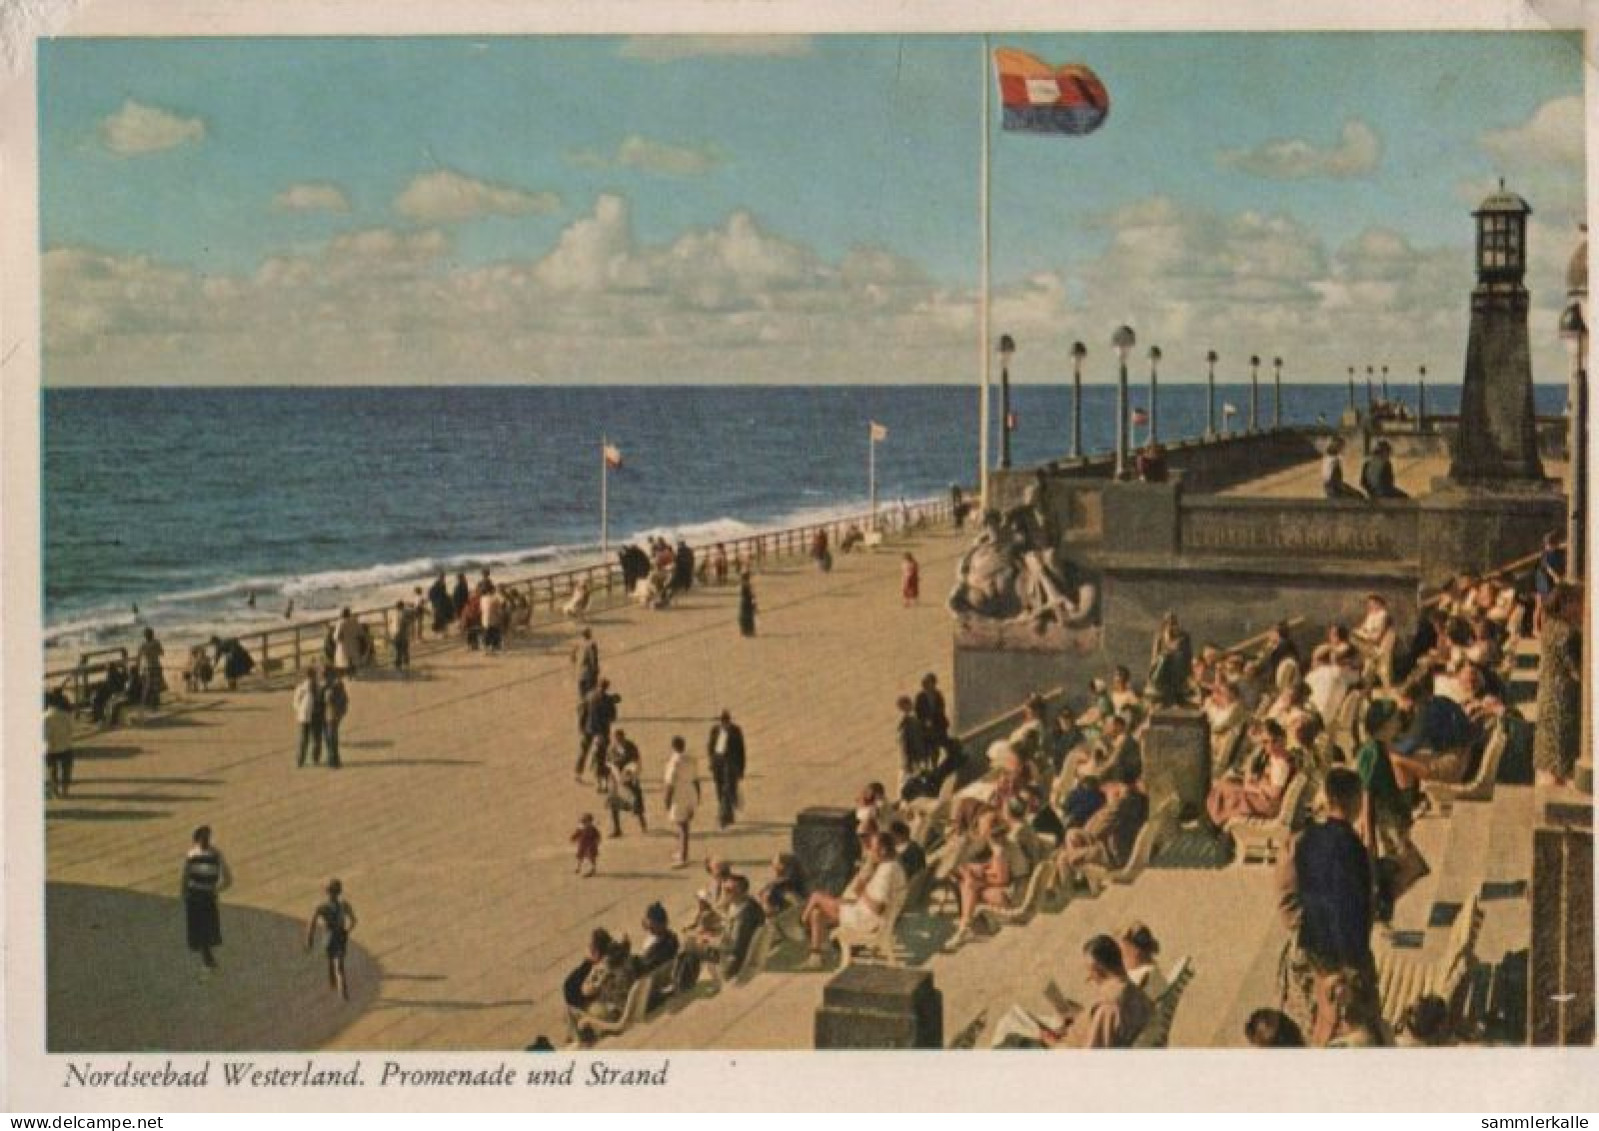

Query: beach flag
603;442;623;470
994;49;1110;136
1222;403;1239;418
1004;411;1018;432
1131;407;1149;427
869;421;889;442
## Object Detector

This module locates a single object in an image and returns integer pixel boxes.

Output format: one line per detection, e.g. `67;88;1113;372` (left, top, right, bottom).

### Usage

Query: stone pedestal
814;964;943;1049
951;631;1103;733
793;807;860;897
1530;826;1594;1045
1451;281;1545;483
1141;708;1211;821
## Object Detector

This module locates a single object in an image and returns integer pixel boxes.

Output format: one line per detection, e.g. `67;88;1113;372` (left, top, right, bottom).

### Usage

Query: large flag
603;442;623;470
869;421;889;442
994;49;1110;136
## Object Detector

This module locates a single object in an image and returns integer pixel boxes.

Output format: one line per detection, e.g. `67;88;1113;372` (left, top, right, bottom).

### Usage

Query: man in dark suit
714;875;767;979
573;628;600;701
576;679;620;784
896;695;929;779
914;673;954;760
1359;440;1409;500
707;709;746;828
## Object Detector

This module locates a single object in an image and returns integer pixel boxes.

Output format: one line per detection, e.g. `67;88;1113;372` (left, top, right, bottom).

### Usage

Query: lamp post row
990;334;1435;469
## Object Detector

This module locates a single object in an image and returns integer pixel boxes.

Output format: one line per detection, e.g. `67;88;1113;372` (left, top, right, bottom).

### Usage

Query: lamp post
1248;354;1261;433
1272;356;1283;429
998;334;1016;470
1070;341;1087;459
1417;365;1428;432
1560;302;1587;581
1381;364;1390;403
1206;350;1219;439
1112;325;1136;479
1347;366;1356;411
1147;345;1162;445
1366;365;1375;413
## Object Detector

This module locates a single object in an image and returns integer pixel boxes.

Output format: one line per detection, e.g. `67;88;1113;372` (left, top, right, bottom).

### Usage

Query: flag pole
978;34;992;514
869;425;878;531
600;435;609;564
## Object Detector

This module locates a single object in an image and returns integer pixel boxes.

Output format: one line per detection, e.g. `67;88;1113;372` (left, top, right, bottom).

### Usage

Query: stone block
1102;480;1180;557
793;807;860;898
1530;826;1594;1045
952;638;1103;733
814;964;943;1049
1142;708;1211;821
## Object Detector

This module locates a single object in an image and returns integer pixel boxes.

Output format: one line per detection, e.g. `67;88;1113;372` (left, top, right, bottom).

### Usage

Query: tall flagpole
868;426;878;530
978;34;992;513
600;435;609;563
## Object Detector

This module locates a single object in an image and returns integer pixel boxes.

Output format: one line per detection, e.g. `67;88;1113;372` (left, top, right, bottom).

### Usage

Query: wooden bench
1377;894;1483;1033
1421;720;1509;818
1132;955;1194;1049
1228;772;1311;866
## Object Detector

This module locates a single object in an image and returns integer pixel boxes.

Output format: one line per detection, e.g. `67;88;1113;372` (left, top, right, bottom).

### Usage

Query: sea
42;382;1568;658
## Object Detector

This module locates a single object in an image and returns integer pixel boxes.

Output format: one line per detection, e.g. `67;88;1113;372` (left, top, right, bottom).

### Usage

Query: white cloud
98;99;205;155
616;35;814;63
1481;95;1585;170
393;169;560;223
1218;119;1381;181
272;182;351;213
570;134;723;178
41;190;1576;387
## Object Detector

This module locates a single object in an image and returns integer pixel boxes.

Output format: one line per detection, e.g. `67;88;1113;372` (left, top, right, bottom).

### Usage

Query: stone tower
1448;181;1547;484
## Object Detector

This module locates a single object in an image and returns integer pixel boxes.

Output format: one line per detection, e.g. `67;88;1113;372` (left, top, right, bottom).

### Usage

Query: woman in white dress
662;736;701;868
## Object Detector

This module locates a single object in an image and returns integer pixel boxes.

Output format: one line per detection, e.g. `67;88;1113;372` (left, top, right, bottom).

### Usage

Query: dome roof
1475;179;1532;215
1568;236;1588;297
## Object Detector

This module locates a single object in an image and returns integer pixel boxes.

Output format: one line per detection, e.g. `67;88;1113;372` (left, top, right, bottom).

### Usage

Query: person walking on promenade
44;691;74;799
293;667;325;767
811;528;832;573
136;626;165;710
914;673;954;762
389;600;413;673
1533;583;1583;786
480;585;504;653
576;679;620;784
428;571;452;634
333;608;362;678
322;669;349;769
305;878;357;1001
571;813;602;877
672;538;696;594
707;709;747;829
712;543;729;585
451;572;471;621
901;552;920;607
182;825;232;972
663;736;702;869
897;695;929;785
605;730;647;837
738;575;758;638
573;628;600;700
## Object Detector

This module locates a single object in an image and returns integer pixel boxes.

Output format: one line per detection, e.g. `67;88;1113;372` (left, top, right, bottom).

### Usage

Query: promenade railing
47;495;960;712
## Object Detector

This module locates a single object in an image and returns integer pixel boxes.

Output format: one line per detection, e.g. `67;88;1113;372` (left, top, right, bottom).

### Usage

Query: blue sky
38;33;1587;384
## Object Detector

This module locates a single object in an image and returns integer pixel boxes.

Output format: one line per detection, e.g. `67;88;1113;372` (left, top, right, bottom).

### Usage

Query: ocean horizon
42;382;1568;656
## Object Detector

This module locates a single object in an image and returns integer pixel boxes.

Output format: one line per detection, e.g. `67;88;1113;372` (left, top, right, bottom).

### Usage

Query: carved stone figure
947;477;1098;631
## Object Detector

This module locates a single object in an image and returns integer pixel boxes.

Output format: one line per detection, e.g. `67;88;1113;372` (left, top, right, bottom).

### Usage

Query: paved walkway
46;528;966;1051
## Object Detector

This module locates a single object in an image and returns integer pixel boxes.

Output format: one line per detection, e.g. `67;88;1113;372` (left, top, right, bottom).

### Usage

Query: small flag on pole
603;442;623;470
1222;403;1239;418
1004;411;1018;432
869;421;888;442
1131;408;1149;426
994;49;1111;136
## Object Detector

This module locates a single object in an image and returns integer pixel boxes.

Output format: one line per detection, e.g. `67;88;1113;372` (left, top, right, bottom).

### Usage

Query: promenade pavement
46;527;966;1051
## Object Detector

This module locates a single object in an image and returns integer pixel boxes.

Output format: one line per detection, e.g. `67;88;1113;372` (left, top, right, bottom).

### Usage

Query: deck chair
836;885;908;967
1377;895;1483;1031
710;919;774;990
1075;797;1179;896
1132;956;1194;1049
563;973;654;1046
1228;773;1311;865
1330;689;1365;758
973;862;1054;929
1422;721;1509;817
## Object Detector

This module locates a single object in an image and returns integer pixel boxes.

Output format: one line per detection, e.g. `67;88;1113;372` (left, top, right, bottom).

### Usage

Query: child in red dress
571;813;601;877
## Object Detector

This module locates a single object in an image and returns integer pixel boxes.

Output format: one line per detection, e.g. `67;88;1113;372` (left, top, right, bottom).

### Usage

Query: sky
38;32;1588;385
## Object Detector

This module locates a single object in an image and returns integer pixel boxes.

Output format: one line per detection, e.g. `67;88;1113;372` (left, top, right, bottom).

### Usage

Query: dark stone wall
1416;487;1566;587
1177;496;1419;563
1098;566;1419;675
952;640;1107;732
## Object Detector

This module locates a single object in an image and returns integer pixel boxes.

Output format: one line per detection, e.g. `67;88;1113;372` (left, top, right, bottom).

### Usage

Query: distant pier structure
951;184;1568;728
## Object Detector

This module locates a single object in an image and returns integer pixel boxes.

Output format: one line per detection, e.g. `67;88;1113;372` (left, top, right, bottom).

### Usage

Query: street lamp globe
1112;325;1136;359
1071;341;1087;362
1561;301;1587;360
